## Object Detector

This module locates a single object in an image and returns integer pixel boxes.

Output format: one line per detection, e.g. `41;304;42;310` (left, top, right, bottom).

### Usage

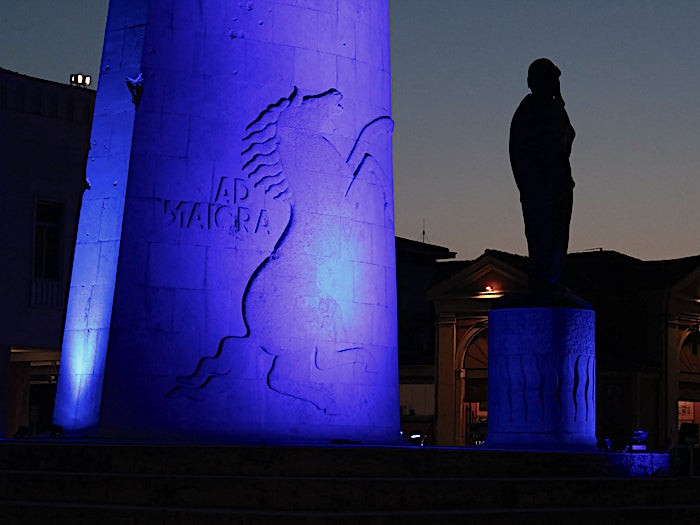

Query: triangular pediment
429;251;528;300
670;258;700;292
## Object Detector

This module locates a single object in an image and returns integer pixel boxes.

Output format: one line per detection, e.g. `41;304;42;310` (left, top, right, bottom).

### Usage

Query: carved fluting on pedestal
496;353;595;425
488;307;596;450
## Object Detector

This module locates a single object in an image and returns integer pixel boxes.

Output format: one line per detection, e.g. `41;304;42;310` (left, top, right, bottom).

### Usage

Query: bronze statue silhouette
510;58;575;292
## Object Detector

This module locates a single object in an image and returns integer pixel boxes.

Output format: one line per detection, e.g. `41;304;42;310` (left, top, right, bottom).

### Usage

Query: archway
678;331;700;443
459;326;488;446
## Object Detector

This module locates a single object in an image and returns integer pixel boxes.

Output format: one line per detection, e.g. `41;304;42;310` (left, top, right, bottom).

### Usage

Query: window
34;201;63;280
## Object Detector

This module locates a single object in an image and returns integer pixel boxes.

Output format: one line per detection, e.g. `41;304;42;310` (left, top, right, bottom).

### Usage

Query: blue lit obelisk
55;0;399;443
53;0;148;434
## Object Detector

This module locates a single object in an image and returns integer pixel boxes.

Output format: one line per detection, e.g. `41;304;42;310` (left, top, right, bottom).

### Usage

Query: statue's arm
509;103;537;193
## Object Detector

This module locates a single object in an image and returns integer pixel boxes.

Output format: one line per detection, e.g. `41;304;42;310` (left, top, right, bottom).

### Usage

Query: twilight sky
1;0;698;260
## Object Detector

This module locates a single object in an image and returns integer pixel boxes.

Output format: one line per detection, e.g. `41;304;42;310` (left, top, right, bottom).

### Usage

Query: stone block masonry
55;0;399;444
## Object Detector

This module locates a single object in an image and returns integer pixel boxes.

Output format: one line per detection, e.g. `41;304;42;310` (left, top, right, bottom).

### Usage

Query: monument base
483;433;597;452
486;307;596;452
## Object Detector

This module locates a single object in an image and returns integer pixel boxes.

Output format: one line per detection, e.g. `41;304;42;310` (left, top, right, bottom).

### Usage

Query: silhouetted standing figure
510;58;575;292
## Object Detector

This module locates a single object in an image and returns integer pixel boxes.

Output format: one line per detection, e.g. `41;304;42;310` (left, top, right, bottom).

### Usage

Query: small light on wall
472;283;503;299
70;73;92;88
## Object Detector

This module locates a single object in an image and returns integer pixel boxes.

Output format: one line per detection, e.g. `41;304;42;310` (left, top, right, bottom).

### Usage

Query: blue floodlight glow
53;0;148;433
55;0;400;443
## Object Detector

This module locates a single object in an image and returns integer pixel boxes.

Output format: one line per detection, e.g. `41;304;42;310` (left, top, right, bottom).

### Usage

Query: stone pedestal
487;307;596;451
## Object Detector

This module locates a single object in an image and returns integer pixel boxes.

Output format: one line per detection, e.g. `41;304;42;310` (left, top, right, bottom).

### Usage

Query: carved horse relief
169;87;393;416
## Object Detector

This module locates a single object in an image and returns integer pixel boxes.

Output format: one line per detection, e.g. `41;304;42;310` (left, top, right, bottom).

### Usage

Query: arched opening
461;327;488;446
678;331;700;443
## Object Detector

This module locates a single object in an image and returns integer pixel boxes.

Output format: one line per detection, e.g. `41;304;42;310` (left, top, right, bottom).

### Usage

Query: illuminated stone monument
486;59;596;450
54;0;399;443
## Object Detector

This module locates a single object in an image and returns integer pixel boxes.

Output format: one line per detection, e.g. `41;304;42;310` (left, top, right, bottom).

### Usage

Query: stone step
0;441;669;478
2;470;699;512
2;500;700;525
0;442;694;524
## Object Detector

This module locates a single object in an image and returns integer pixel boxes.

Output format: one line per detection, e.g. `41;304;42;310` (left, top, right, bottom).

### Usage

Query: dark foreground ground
0;440;698;524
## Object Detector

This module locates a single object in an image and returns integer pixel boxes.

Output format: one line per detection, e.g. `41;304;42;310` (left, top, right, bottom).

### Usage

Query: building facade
429;250;700;450
0;68;94;436
395;237;459;443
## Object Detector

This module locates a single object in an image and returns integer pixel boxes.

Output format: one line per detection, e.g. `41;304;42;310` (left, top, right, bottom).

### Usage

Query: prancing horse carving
168;87;394;414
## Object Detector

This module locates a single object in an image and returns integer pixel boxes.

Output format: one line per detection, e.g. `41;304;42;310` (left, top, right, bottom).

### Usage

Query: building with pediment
423;249;700;450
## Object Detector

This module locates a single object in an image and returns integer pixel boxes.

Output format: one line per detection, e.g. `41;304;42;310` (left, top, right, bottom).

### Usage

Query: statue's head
527;58;561;97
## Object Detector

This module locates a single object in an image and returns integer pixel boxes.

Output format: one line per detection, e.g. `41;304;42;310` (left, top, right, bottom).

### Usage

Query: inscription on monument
162;176;271;234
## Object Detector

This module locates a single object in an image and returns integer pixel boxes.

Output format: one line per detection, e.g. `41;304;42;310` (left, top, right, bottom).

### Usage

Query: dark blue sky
1;0;698;260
